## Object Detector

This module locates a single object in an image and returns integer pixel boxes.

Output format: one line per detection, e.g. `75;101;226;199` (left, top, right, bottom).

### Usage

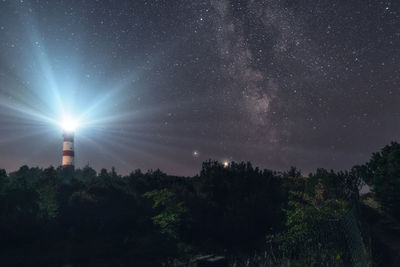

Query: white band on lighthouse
62;155;74;166
63;141;73;151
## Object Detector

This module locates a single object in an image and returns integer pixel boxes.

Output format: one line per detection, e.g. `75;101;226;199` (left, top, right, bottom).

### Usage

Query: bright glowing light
61;118;78;132
223;160;229;167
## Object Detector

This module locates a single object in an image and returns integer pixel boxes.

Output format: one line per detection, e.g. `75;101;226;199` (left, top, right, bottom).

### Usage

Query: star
0;0;397;176
223;160;229;167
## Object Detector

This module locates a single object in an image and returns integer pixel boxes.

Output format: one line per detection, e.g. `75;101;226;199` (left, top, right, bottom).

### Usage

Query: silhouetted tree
357;142;400;219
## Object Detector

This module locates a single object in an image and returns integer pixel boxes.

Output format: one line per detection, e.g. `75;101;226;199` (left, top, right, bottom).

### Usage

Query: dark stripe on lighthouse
62;150;75;156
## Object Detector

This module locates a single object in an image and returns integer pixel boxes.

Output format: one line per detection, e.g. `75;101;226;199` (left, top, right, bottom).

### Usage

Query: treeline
1;142;400;266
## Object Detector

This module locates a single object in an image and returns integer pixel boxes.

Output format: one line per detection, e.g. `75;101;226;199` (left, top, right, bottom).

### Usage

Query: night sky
0;0;399;176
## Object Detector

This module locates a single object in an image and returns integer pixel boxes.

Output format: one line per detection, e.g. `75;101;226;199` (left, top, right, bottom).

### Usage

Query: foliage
0;141;397;266
306;168;362;201
269;194;349;250
36;166;59;220
267;166;361;266
144;188;187;239
356;142;400;220
187;161;287;250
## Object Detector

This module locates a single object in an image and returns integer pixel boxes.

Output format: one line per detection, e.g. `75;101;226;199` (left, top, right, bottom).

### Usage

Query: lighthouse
62;131;74;169
61;118;77;169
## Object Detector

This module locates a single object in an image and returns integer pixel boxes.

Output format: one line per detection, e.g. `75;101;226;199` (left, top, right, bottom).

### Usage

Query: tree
267;193;350;265
190;161;286;249
36;167;59;220
144;189;187;240
357;142;400;219
306;168;362;201
0;169;7;192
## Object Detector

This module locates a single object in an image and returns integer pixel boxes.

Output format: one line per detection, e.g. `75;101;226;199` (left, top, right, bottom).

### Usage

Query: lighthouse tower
62;131;74;169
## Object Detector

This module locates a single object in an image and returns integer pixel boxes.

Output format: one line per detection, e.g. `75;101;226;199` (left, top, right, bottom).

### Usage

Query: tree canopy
0;142;398;266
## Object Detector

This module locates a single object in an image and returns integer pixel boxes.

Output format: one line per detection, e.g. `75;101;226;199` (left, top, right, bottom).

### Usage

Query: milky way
0;0;399;176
